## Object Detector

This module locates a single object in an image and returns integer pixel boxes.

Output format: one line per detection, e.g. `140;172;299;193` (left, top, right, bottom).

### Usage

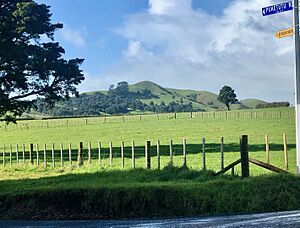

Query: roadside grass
0;167;299;219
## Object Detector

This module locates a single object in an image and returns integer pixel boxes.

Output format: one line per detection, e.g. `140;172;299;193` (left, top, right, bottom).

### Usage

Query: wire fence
0;108;295;132
0;134;292;174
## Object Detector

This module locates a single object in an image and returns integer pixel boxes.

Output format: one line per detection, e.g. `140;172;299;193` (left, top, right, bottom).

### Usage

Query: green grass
0;168;300;219
0;107;296;179
0;107;297;219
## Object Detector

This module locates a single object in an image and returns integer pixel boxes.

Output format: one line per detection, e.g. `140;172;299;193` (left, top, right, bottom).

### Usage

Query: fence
0;108;295;132
0;134;291;174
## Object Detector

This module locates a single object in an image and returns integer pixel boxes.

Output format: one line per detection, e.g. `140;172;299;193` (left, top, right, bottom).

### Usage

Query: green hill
34;81;272;117
82;81;268;112
240;99;266;109
126;81;264;111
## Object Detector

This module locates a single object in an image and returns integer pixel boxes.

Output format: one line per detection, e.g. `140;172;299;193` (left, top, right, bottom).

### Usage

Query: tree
115;81;129;96
217;86;238;111
0;0;84;122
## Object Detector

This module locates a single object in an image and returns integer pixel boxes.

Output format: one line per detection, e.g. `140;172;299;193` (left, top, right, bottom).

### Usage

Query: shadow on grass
0;165;218;194
75;143;296;159
5;143;295;163
0;165;299;220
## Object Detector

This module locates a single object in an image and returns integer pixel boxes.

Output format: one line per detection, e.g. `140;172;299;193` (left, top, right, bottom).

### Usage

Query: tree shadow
77;143;296;159
4;143;295;163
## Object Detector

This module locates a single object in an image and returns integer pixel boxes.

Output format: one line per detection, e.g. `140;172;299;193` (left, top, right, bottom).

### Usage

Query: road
1;211;300;227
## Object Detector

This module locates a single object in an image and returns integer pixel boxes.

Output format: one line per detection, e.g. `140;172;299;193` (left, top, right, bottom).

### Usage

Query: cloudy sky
37;0;295;103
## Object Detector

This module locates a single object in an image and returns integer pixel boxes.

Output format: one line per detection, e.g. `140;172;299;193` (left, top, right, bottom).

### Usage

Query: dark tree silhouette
217;86;238;111
0;0;84;122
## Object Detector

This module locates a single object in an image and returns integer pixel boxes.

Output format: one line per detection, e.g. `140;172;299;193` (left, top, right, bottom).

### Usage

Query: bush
256;102;290;109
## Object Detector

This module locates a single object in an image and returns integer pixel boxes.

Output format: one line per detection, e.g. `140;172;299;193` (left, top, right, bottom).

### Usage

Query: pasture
0;108;296;179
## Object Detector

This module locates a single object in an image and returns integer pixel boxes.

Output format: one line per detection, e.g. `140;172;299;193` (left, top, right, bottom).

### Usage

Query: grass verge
0;166;299;220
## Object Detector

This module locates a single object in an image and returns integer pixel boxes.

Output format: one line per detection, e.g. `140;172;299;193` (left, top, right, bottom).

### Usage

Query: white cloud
124;40;142;57
88;0;295;102
149;0;192;15
59;25;86;47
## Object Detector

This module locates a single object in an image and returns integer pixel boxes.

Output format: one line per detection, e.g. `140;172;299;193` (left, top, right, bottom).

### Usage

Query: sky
36;0;295;103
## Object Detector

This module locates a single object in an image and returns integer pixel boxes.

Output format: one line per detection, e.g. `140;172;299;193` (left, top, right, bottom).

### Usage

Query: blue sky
37;0;233;76
36;0;294;102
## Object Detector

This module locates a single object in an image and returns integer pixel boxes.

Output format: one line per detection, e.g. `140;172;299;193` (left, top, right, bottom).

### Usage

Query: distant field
0;107;296;178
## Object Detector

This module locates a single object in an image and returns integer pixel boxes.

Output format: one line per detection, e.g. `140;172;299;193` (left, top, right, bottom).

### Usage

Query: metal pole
293;0;300;173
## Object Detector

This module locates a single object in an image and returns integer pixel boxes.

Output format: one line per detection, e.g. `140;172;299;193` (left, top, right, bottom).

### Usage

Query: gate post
240;135;249;178
145;141;151;169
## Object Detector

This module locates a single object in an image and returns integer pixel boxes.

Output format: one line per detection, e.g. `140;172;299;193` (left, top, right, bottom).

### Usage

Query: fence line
0;134;291;172
0;109;295;132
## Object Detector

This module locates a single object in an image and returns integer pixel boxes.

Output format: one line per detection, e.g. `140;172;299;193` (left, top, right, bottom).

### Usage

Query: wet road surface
1;210;300;227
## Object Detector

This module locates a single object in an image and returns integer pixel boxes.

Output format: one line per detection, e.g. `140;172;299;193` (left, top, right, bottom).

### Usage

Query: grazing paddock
0;108;295;179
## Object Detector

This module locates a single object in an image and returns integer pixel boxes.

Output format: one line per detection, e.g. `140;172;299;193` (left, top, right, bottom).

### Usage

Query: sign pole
293;0;300;173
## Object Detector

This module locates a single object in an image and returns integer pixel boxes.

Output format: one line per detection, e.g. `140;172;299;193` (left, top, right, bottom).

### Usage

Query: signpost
262;0;300;173
275;28;294;38
293;0;300;173
262;1;293;16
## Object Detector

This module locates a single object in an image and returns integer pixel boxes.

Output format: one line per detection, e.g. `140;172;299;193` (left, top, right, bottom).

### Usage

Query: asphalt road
1;211;300;227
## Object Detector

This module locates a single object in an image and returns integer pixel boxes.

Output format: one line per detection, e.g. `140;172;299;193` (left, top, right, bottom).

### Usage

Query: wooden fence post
265;134;270;163
9;144;12;165
231;167;235;175
145;141;151;169
221;137;224;169
29;143;34;165
98;142;101;165
3;145;5;167
109;142;113;166
16;144;19;164
174;113;177;119
283;134;288;171
60;143;63;167
183;139;187;166
88;142;91;164
22;144;25;164
132;141;135;169
240;135;249;178
36;144;39;166
202;138;206;170
52;143;55;167
78;142;83;166
169;140;173;165
157;140;160;170
190;112;193;118
44;144;47;167
121;142;124;168
69;143;72;165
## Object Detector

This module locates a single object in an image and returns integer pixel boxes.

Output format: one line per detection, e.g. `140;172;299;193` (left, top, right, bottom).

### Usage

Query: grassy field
0;107;298;219
0;107;296;179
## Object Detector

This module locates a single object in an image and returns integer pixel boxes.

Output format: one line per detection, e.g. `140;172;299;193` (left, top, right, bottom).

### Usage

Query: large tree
217;86;238;111
0;0;84;122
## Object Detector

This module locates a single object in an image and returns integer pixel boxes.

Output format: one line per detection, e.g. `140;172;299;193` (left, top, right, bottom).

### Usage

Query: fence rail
0;109;295;132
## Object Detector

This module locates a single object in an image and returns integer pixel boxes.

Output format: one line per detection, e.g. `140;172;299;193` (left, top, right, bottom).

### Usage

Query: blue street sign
262;1;293;16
